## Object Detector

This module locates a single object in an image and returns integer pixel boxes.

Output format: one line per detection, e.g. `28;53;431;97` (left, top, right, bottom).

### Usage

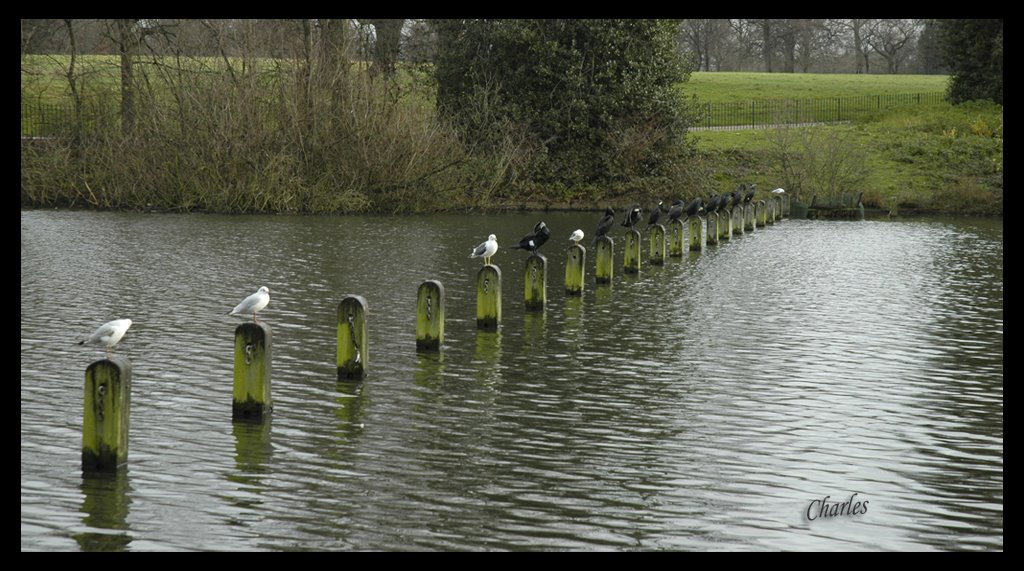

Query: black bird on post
592;207;616;245
621;203;642;229
511;221;551;253
744;183;756;203
705;194;720;215
666;199;685;223
645;201;664;229
730;185;745;209
685;197;704;218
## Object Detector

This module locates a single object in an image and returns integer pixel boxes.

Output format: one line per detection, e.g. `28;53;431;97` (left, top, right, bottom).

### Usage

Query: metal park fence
693;91;946;130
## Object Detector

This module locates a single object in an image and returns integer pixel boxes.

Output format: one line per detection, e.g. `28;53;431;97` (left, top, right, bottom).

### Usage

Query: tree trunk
367;19;403;78
114;19;137;135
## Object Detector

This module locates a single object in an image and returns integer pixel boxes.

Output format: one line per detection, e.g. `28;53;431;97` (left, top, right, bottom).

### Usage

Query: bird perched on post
511;221;551;254
569;229;584;244
621;203;642;229
666;199;685;223
705;194;720;215
645;201;664;229
730;185;745;209
470;234;499;266
685;197;704;218
771;188;786;195
77;318;133;358
229;286;271;323
744;183;756;203
592;207;615;245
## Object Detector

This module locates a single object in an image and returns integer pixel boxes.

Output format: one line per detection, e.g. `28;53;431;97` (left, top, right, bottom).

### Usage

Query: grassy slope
683;72;949;102
692;102;1002;214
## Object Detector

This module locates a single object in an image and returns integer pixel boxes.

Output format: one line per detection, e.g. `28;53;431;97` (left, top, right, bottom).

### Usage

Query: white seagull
771;188;786;195
78;318;133;358
470;234;498;266
229;286;271;323
569;229;584;244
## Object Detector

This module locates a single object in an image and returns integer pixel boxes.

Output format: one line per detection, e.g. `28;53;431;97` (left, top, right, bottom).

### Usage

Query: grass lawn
683;71;950;103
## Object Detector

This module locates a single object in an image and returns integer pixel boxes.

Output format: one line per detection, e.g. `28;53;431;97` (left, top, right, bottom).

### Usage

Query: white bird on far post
77;318;133;358
229;286;271;323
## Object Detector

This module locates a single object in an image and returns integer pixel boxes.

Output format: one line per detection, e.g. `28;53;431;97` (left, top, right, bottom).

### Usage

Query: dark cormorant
646;201;664;229
666;199;685;223
592;207;615;245
511;221;551;253
621;203;642;229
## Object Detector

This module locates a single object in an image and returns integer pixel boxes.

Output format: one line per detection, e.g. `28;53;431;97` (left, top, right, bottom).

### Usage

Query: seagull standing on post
77;318;133;358
470;234;499;266
229;286;271;323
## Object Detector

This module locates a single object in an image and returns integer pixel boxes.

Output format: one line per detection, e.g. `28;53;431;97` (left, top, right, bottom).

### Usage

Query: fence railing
694;92;946;130
23;91;950;138
21;101;120;138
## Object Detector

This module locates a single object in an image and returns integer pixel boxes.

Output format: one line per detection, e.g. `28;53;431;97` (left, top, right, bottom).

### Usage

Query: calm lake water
21;210;1002;551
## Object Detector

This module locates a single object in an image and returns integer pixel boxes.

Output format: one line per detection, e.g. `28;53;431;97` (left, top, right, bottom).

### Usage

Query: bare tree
868;19;918;74
725;19;758;71
834;19;874;74
679;19;729;71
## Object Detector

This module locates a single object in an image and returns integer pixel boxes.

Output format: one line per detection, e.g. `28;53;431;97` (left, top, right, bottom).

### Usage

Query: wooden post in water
595;236;613;284
476;265;502;330
233;322;273;420
337;295;368;380
524;253;547;311
623;229;641;274
745;203;755;231
732;206;745;235
648;224;666;265
416;280;444;352
688;216;704;252
767;199;776;224
757;200;767;227
564;244;585;296
82;356;131;473
720;209;731;241
783;194;790;217
706;213;719;246
668;220;685;257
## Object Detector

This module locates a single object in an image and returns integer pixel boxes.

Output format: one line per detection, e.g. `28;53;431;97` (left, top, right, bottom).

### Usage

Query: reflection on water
22;211;1002;551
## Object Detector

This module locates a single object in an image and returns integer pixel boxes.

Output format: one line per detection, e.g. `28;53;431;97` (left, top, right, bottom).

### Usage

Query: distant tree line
22;18;948;75
675;19;946;75
20;19;1002;213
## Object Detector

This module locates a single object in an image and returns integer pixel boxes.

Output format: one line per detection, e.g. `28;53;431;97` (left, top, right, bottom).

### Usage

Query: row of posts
82;196;787;474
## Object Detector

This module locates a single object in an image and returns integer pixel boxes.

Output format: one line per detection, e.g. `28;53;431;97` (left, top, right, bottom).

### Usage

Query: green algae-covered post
476;265;502;330
706;213;719;246
595;236;614;284
757;200;768;227
767;199;776;224
688;216;704;252
233;321;273;420
337;295;368;380
669;219;685;257
524;253;547;311
732;206;745;236
744;203;755;231
416;280;444;352
720;209;732;241
782;194;790;218
82;356;132;473
624;229;641;274
565;244;586;296
648;224;666;265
